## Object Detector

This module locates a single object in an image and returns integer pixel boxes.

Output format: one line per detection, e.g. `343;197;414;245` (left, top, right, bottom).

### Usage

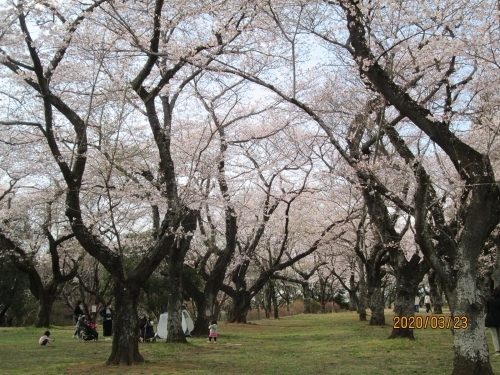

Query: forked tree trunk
107;282;143;365
190;280;226;336
228;292;251;323
369;287;385;325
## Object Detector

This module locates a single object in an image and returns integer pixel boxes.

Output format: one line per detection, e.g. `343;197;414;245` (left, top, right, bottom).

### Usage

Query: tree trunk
369;286;385;325
185;258;227;337
192;292;213;337
213;298;223;320
0;303;11;326
448;270;492;375
389;256;428;339
388;283;416;339
357;259;368;321
303;298;311;314
348;290;358;311
428;269;443;314
166;209;197;343
193;306;210;337
166;243;188;344
303;283;311;314
107;282;143;365
389;288;417;340
228;292;251;323
386;288;395;309
270;283;279;319
492;236;500;288
264;284;270;318
35;291;56;328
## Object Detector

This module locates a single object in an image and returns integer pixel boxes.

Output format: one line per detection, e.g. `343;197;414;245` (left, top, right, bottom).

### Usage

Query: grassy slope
1;310;500;375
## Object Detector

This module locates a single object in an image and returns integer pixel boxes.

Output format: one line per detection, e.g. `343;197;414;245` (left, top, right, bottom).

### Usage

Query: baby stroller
139;315;156;343
77;316;99;342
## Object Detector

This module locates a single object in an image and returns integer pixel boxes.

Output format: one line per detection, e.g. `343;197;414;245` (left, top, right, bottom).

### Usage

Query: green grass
2;310;500;374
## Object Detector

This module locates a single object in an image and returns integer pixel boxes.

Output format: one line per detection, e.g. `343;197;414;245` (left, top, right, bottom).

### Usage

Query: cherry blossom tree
0;224;80;328
0;0;255;365
273;262;324;314
179;75;280;334
329;0;500;372
0;179;82;327
0;255;29;326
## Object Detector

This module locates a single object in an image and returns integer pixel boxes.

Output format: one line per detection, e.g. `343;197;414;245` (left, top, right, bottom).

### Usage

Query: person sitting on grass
39;331;55;346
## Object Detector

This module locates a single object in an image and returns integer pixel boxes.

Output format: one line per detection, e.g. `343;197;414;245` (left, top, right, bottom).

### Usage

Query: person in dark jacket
99;304;114;337
485;287;500;356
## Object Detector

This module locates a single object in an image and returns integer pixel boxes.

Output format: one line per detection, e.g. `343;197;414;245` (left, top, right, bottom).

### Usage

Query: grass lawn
2;310;500;375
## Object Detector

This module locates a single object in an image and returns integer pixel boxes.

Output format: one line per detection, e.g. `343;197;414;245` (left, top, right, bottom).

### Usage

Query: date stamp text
393;315;468;329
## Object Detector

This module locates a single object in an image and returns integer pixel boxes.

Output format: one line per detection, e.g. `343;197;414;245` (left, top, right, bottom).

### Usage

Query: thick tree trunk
358;306;367;321
214;299;223;321
348;290;358;311
35;292;56;328
448;270;492;375
0;275;18;327
192;292;213;337
166;245;188;343
107;282;143;365
185;264;224;337
264;284;271;318
193;307;209;337
166;209;197;343
388;283;416;339
389;256;428;339
389;288;417;340
369;286;385;325
228;292;251;323
303;298;311;314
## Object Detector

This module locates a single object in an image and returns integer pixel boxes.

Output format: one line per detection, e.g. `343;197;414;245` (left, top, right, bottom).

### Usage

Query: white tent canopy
156;306;194;338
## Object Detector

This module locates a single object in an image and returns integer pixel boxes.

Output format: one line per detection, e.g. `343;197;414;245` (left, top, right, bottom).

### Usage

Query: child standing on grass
207;321;218;343
39;330;55;346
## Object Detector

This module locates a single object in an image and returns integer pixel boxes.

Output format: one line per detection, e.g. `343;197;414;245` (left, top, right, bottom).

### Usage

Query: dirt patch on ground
63;361;201;375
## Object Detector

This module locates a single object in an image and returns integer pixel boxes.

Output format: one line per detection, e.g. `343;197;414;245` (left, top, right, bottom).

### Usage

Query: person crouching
39;330;55;346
